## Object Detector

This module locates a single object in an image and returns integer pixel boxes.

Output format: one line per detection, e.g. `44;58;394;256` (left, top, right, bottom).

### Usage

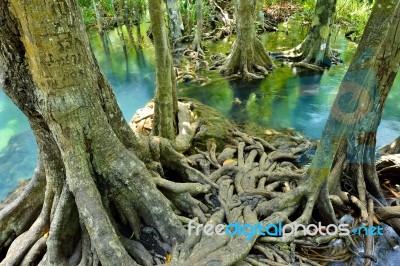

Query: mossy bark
149;0;179;140
0;0;186;264
271;0;337;68
305;0;400;223
221;0;275;80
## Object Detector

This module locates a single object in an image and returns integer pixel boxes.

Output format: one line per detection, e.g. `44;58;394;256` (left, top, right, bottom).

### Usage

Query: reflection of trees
99;31;112;67
228;79;262;123
116;26;130;82
290;73;323;136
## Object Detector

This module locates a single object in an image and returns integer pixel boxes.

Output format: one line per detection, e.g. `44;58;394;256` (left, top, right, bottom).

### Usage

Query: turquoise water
0;24;399;200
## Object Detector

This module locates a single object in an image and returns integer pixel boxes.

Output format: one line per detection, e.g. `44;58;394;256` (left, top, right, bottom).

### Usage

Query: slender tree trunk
92;0;103;32
148;0;178;140
221;0;274;80
133;0;141;24
110;0;119;25
192;0;203;53
166;0;184;46
123;0;130;24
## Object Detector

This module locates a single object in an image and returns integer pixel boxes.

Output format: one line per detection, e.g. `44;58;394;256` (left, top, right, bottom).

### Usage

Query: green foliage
77;0;149;26
335;0;373;35
291;0;373;38
180;0;196;34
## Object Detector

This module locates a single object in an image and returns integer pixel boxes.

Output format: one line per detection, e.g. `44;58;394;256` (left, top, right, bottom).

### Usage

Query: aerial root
220;37;274;80
1;207;50;265
270;37;341;71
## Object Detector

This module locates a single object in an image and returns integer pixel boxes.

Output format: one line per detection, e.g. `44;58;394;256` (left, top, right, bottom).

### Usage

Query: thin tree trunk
166;0;184;46
92;0;103;32
133;0;141;24
192;0;203;53
148;0;178;140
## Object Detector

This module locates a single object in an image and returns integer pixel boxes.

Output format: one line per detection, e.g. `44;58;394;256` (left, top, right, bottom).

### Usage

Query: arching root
269;37;342;71
1;121;393;265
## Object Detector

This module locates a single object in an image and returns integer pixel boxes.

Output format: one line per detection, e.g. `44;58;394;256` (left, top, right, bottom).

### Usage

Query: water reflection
0;88;38;199
0;25;399;200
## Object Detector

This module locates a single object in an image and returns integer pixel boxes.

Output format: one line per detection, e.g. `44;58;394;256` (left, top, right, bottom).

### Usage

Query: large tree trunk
271;0;337;69
0;0;206;264
148;0;179;140
221;0;274;80
298;0;400;226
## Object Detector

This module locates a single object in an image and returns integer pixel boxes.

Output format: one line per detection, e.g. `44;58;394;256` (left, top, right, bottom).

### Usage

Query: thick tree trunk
0;0;203;264
304;0;400;224
271;0;337;69
221;0;274;80
166;0;184;46
148;0;179;140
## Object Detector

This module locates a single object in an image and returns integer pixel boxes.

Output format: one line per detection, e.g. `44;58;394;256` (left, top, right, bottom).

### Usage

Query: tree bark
166;0;184;46
221;0;274;80
304;0;400;223
271;0;337;68
192;0;203;54
0;0;196;264
148;0;179;140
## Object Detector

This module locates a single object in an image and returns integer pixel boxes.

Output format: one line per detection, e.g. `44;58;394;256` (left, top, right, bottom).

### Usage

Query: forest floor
1;96;400;264
128;99;400;265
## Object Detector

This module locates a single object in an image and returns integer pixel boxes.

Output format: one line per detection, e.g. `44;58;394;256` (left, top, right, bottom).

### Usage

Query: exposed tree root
269;36;342;71
220;38;275;80
1;103;398;266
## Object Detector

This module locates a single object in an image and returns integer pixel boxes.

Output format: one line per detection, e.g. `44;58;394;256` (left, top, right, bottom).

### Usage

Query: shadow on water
228;79;263;123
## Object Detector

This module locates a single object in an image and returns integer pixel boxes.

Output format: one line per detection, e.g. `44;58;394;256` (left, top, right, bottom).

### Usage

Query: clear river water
0;23;399;201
